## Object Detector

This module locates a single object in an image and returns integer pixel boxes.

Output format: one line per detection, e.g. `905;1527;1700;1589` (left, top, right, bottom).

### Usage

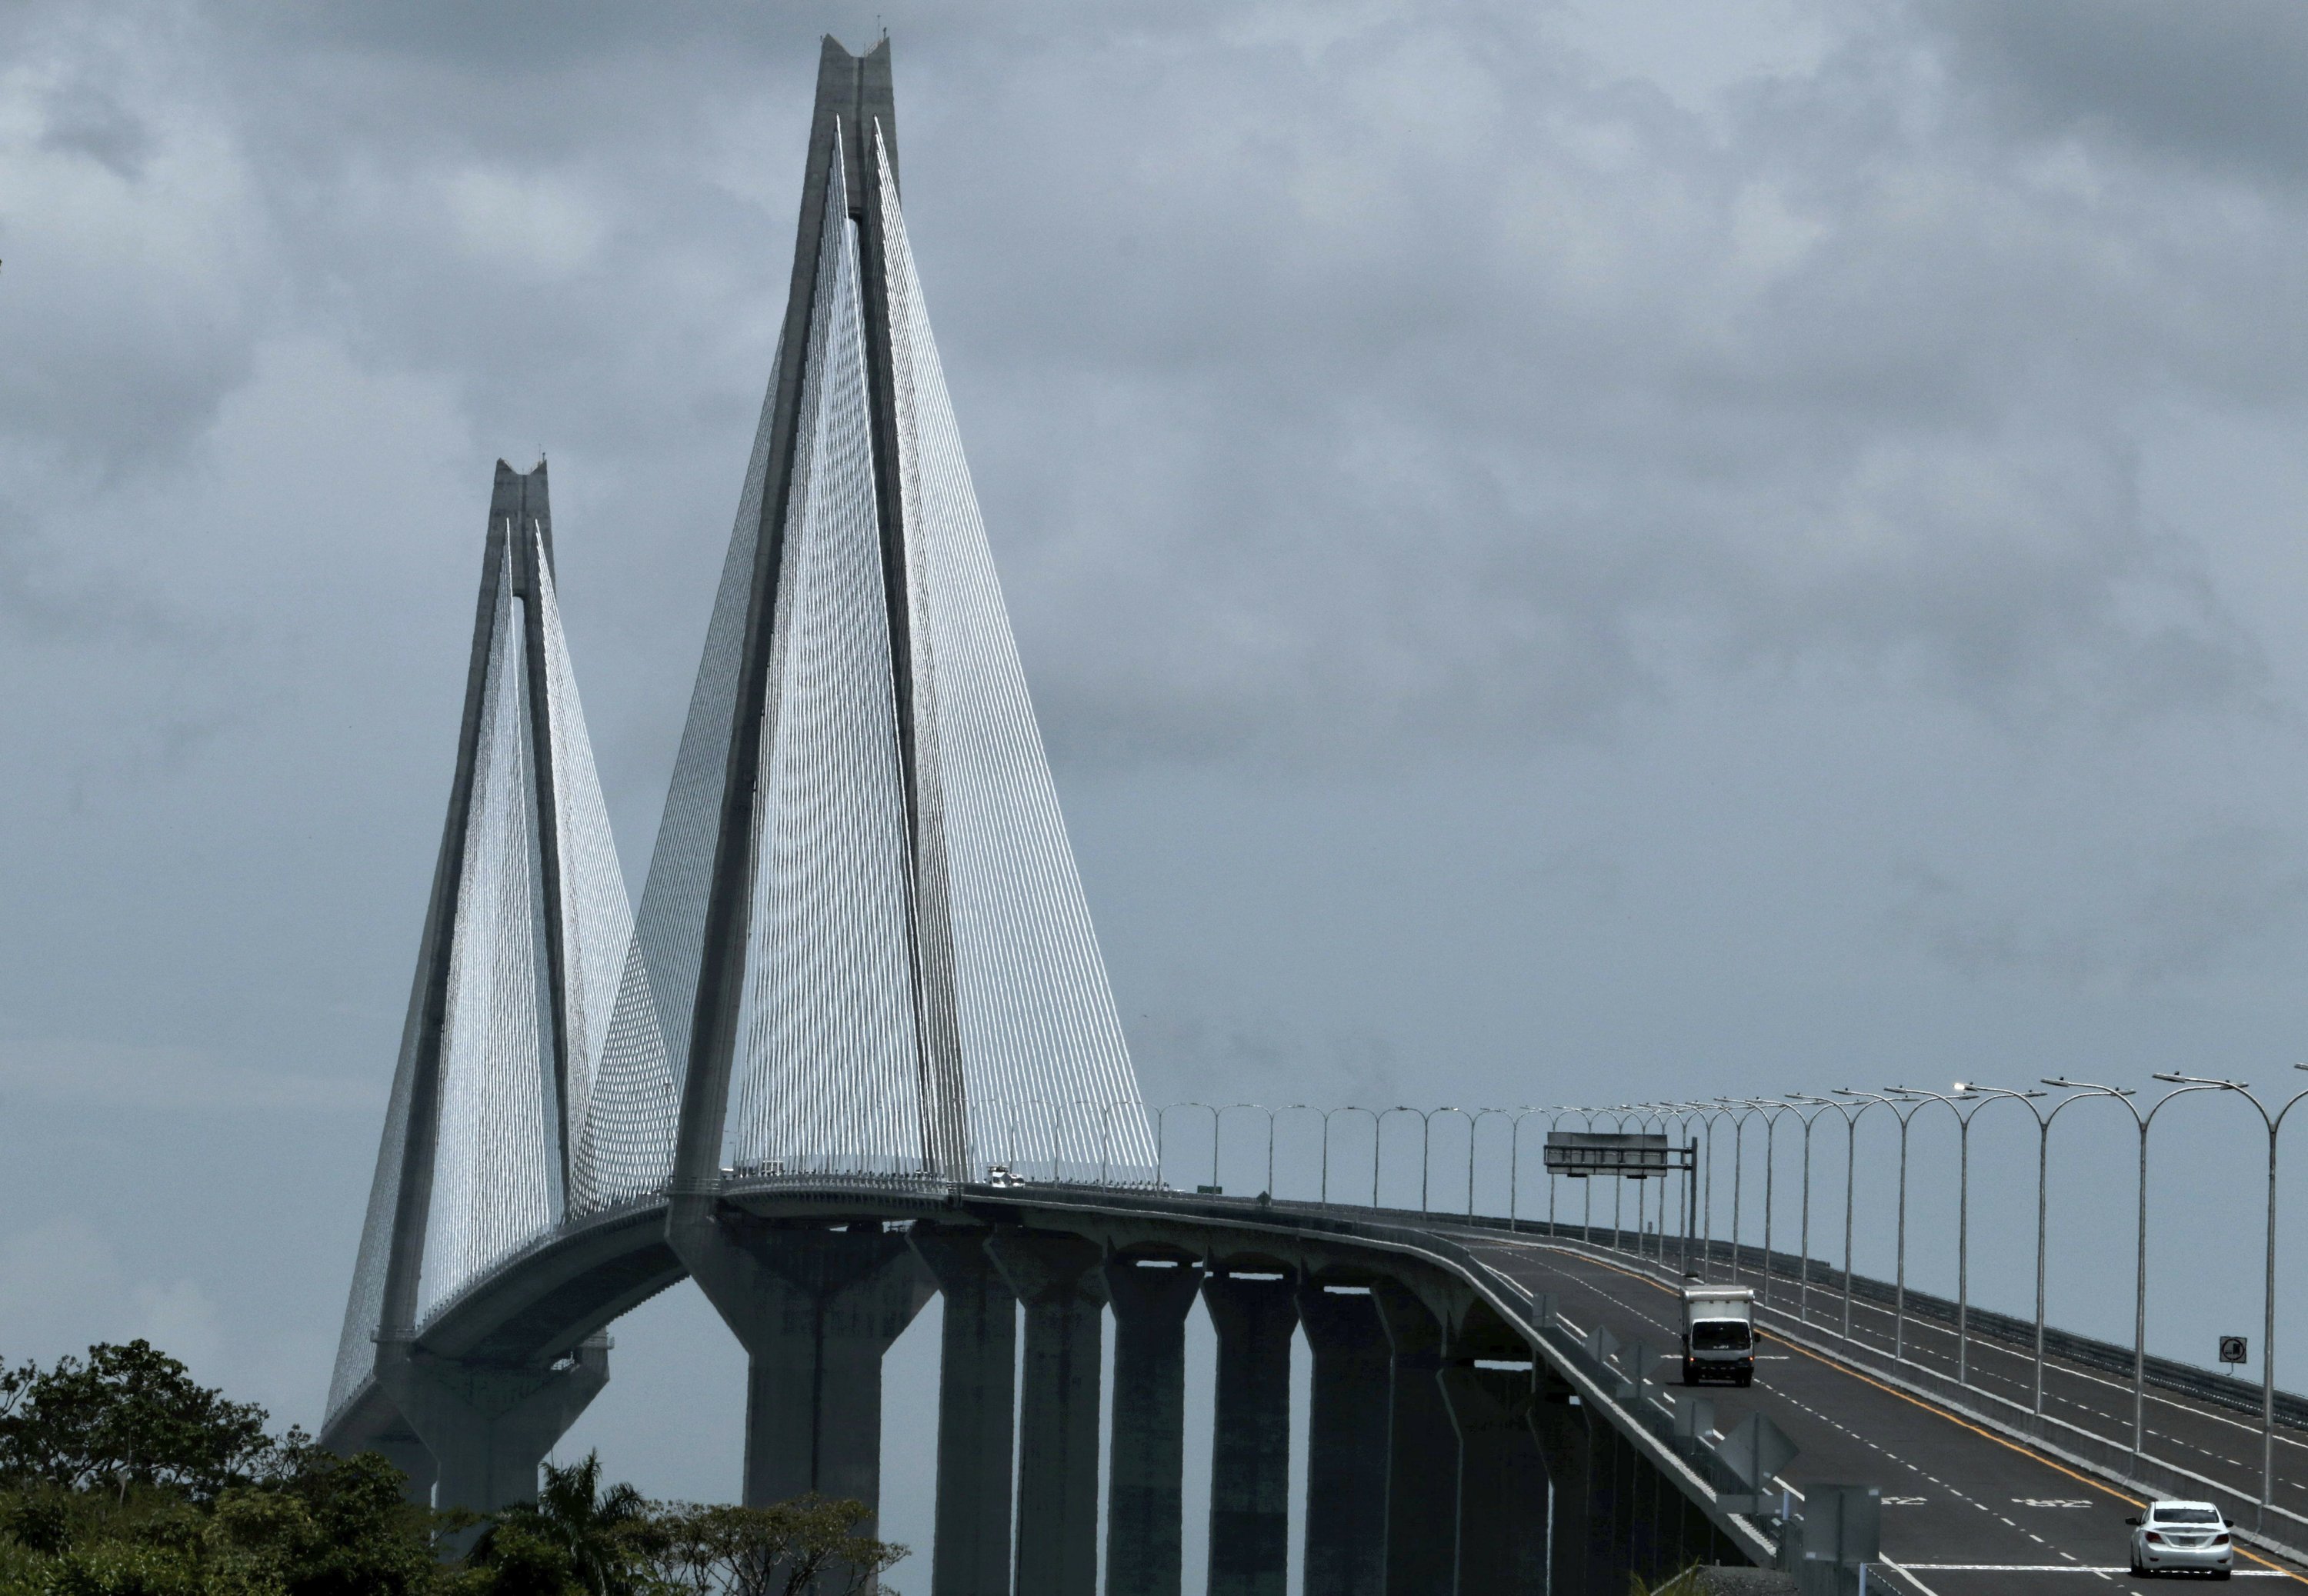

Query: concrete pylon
379;1336;608;1536
1371;1281;1457;1595
669;1204;932;1520
1439;1365;1547;1594
1203;1267;1298;1596
911;1226;1017;1596
1103;1254;1204;1596
989;1232;1105;1596
1296;1282;1389;1596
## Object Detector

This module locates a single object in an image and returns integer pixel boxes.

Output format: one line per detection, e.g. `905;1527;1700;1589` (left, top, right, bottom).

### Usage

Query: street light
1834;1088;1929;1359
1664;1102;1709;1277
1213;1104;1271;1195
2043;1074;2225;1471
1320;1105;1378;1207
2152;1067;2308;1528
1783;1095;1846;1328
1931;1081;2048;1387
1156;1103;1218;1191
1272;1105;1319;1199
1719;1098;1796;1299
1507;1108;1566;1232
1471;1108;1515;1219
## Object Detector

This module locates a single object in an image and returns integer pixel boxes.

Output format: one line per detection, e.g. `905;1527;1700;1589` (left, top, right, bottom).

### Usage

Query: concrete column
1203;1267;1298;1596
989;1232;1104;1596
669;1204;932;1522
1582;1408;1633;1595
1438;1366;1546;1594
1371;1281;1456;1596
380;1337;607;1533
362;1424;439;1508
911;1227;1017;1596
1295;1283;1389;1596
1526;1374;1591;1596
1103;1255;1204;1596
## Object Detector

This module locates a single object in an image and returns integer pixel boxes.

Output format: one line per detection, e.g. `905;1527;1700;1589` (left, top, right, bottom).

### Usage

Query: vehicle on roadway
2126;1500;2233;1578
1679;1281;1756;1388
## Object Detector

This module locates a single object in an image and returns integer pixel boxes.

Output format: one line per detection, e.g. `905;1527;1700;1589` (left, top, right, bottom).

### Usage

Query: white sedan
2126;1501;2234;1578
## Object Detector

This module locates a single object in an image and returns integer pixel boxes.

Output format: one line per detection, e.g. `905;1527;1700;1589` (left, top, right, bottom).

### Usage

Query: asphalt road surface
1708;1257;2308;1528
1456;1237;2308;1593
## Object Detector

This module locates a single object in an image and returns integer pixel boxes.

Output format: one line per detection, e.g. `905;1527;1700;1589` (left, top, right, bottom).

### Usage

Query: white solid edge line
1894;1566;2273;1575
1876;1555;1947;1596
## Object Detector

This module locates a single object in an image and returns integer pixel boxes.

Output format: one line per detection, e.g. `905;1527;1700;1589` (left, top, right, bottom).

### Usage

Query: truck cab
1680;1283;1756;1387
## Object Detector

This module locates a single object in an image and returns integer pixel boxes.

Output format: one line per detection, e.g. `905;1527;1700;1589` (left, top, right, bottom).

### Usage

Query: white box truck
1680;1284;1756;1387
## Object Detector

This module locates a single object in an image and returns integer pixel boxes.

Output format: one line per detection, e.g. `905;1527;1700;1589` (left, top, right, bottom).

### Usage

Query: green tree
473;1454;647;1596
638;1496;904;1596
0;1343;272;1501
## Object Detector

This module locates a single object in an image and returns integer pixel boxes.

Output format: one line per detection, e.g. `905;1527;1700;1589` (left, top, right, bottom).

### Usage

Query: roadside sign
2220;1335;2249;1368
1543;1131;1695;1180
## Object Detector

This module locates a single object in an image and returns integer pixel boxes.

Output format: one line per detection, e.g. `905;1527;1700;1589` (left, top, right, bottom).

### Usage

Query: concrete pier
1439;1365;1547;1594
911;1227;1017;1596
669;1208;932;1521
1296;1281;1389;1596
990;1231;1105;1596
1203;1266;1299;1596
1372;1282;1458;1595
379;1337;607;1531
1526;1371;1592;1594
1104;1254;1205;1596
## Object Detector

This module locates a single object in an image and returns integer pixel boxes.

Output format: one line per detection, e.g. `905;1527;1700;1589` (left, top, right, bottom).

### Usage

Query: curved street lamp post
1833;1088;1929;1360
1932;1081;2048;1388
2044;1075;2226;1470
2153;1066;2308;1527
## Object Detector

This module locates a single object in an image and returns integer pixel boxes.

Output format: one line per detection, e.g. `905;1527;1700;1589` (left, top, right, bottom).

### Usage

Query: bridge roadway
1457;1231;2308;1591
331;1180;2308;1589
1706;1255;2308;1529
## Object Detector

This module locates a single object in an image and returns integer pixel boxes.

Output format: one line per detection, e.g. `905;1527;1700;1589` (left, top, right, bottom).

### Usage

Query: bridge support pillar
379;1337;608;1532
911;1226;1017;1596
1583;1406;1636;1593
1439;1365;1546;1594
1296;1282;1389;1596
348;1421;437;1508
1526;1374;1592;1595
1103;1254;1204;1596
1372;1281;1457;1596
1204;1266;1298;1596
989;1231;1104;1596
669;1204;932;1523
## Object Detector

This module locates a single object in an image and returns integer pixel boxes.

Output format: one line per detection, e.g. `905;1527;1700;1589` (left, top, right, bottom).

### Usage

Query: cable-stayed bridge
320;35;2308;1595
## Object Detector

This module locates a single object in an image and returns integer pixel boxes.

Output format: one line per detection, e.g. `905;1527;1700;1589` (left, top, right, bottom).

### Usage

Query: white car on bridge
2127;1501;2233;1578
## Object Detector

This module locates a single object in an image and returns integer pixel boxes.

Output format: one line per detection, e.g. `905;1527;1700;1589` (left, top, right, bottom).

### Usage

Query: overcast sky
7;0;2308;1576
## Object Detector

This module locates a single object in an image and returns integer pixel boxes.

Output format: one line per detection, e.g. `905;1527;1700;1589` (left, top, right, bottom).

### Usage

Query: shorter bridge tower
324;460;636;1518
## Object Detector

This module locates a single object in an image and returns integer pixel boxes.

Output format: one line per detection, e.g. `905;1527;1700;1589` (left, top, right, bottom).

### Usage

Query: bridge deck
1466;1235;2308;1591
1750;1263;2308;1527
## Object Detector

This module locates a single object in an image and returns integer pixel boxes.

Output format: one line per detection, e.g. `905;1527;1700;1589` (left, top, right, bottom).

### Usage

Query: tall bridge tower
651;34;1153;1520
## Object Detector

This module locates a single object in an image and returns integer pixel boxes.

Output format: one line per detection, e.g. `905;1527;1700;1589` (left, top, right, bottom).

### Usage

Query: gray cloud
6;0;2308;1500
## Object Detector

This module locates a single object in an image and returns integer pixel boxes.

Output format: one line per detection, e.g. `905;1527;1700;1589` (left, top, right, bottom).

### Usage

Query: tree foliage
0;1347;908;1596
0;1344;274;1501
634;1496;905;1596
